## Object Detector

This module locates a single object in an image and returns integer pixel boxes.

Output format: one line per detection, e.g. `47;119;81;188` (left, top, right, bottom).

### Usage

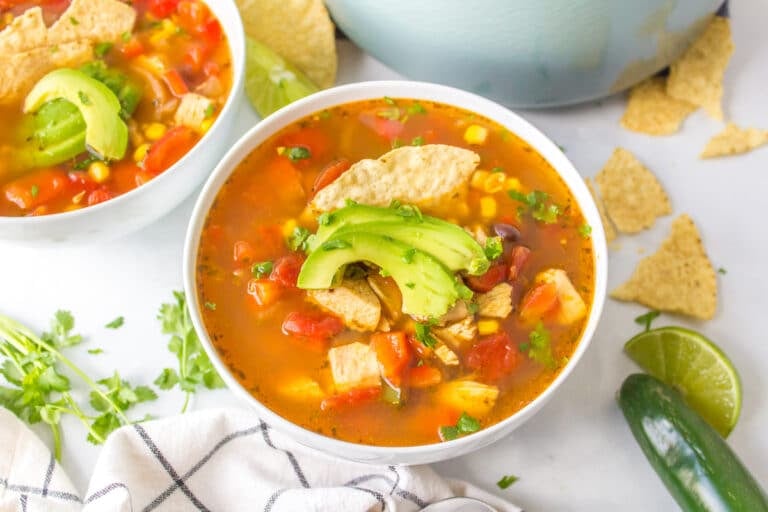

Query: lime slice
624;326;742;437
244;37;319;118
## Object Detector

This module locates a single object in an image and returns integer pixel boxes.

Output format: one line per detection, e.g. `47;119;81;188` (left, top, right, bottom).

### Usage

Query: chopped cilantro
321;239;351;251
497;475;519;489
527;322;556;369
484;236;503;260
467;302;479;315
319;110;331;119
204;302;217;311
94;42;113;58
286;146;311;161
105;316;124;329
509;189;561;224
411;135;425;146
491;166;505;173
383;96;396;105
251;261;273;278
87;348;104;355
288;226;311;251
440;412;481;441
317;212;333;226
403;247;416;263
377;107;401;121
121;31;131;42
41;310;82;348
78;91;91;106
405;282;416;289
391;137;403;149
578;223;592;239
30;185;39;198
718;267;727;275
557;144;566;152
634;310;660;332
204;104;216;119
414;322;437;348
70;16;79;25
407;102;427;115
440;426;459;441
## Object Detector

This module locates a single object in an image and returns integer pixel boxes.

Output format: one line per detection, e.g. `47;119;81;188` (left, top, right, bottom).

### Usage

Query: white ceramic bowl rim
0;0;245;227
183;80;608;459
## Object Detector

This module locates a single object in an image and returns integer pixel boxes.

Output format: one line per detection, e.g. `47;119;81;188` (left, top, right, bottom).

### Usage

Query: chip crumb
585;178;616;242
612;214;717;320
701;122;768;158
621;76;696;135
667;16;734;120
595;148;671;233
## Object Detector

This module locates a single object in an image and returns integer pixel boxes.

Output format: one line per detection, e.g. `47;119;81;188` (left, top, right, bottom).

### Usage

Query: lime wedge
244;37;319;118
624;326;742;437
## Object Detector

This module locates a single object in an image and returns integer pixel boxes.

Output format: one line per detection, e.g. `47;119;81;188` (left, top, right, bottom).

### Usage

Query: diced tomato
320;386;380;412
312;158;351;197
269;253;305;288
278;128;330;161
282;311;344;341
465;332;522;383
184;43;210;73
120;37;145;59
3;169;69;210
201;17;222;44
233;240;256;263
507;245;532;281
163;69;189;96
86;187;113;206
143;126;197;174
408;365;442;388
465;263;507;293
147;0;180;18
359;112;404;140
67;171;99;194
247;278;282;307
519;281;559;322
370;331;412;387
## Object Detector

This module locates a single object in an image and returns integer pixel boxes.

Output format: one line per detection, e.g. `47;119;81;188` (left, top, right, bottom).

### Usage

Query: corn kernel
505;177;522;191
87;161;110;183
480;196;497;218
470;170;489;190
133;143;151;163
144;123;167;141
464;124;488;145
276;146;286;155
200;119;214;133
477;319;500;335
149;19;178;45
72;190;86;204
281;219;298;238
483;172;507;193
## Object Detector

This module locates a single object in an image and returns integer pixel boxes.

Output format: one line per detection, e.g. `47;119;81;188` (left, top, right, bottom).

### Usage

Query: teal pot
326;0;724;107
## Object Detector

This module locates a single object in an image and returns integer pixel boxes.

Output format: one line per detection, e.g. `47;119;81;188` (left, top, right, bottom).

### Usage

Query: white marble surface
1;2;766;509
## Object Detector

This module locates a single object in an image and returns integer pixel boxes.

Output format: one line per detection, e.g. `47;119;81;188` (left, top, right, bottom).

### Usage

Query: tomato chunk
312;158;351;197
465;332;521;383
269;254;304;288
407;365;442;388
507;245;532;282
465;263;507;293
519;281;559;322
320;386;380;412
282;311;344;340
163;69;189;96
3;169;69;210
370;331;412;387
147;0;180;18
143;126;197;174
247;279;282;307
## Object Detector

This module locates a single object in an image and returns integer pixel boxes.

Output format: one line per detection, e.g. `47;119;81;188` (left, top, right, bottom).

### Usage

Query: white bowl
0;0;246;245
183;81;608;465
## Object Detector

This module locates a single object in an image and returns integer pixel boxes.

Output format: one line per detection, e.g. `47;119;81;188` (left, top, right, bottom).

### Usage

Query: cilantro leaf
105;316;124;329
286;146;311;161
484;236;503;260
509;190;561;224
414;322;437;348
289;226;311;252
634;310;660;332
578;223;592;239
251;261;273;278
527;322;556;369
439;411;481;441
497;475;519;489
41;310;82;348
154;368;180;390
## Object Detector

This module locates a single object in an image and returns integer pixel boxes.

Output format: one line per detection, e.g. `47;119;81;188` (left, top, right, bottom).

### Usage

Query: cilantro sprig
508;189;561;224
439;411;481;441
634;310;661;332
155;292;224;413
524;321;556;369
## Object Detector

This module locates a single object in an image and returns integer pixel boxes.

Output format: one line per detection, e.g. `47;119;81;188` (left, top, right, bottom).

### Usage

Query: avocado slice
23;69;128;160
298;231;464;318
308;203;489;275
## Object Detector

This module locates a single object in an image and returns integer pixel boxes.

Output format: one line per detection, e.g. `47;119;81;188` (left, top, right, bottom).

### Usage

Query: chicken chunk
307;278;381;332
434;343;459;366
174;92;214;132
476;283;513;319
328;342;381;392
433;317;478;349
537;268;587;324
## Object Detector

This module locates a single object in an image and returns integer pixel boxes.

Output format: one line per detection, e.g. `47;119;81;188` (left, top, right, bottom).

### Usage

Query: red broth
197;99;594;446
0;0;232;216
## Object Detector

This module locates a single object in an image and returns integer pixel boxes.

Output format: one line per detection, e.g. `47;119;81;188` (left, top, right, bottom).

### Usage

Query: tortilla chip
621;76;696;135
237;0;337;89
585;178;616;242
0;7;47;54
701;122;768;158
612;214;717;320
310;144;479;212
47;0;136;46
667;16;733;120
595;148;672;233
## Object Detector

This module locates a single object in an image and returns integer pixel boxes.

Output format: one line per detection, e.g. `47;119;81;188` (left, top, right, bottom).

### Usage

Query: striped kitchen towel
0;407;520;511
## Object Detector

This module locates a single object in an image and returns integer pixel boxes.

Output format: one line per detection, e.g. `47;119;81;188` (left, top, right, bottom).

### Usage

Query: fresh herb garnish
634;310;660;332
87;348;104;355
405;282;416;289
508;190;561;224
41;310;82;348
440;411;481;441
69;16;79;25
718;267;727;275
321;239;352;251
88;372;156;443
317;212;333;226
491;166;505;173
497;475;519;489
73;154;102;170
204;301;217;311
467;302;479;315
411;135;424;146
286;146;311;161
155;292;225;413
527;322;556;369
484;236;503;260
105;316;124;329
288;226;311;251
376;107;401;121
407;102;427;115
204;104;216;118
78;91;91;106
414;322;437;348
403;247;416;263
578;223;592;239
94;42;113;57
383;96;396;105
251;261;273;279
30;185;39;198
121;31;131;42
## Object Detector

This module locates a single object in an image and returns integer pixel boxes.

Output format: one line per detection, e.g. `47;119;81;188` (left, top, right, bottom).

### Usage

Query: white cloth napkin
0;407;520;511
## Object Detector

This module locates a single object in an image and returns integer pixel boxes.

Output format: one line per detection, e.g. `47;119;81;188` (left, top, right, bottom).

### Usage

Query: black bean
492;223;521;242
